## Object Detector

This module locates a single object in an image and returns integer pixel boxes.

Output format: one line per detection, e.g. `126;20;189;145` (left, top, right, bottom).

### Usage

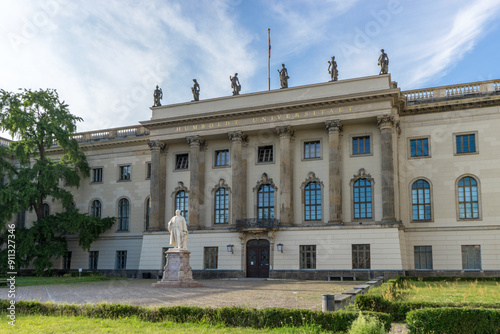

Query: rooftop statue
278;64;289;88
153;85;163;107
230;73;241;96
378;49;389;75
328;56;338;81
191;79;200;101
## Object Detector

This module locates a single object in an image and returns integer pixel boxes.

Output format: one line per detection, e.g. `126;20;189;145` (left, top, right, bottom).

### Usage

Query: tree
0;89;115;275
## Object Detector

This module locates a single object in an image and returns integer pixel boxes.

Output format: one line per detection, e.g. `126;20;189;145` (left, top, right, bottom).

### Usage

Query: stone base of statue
152;248;203;288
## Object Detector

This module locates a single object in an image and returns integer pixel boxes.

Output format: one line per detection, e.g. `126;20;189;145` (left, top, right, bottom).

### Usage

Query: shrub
0;299;392;332
355;293;500;321
406;307;500;334
347;312;386;334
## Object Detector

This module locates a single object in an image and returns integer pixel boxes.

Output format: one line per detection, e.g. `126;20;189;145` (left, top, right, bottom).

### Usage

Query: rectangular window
116;250;127;270
204;247;218;269
63;251;72;270
146;162;151;179
304;141;321;159
175;154;189;170
92;168;103;182
462;245;481;270
119;165;131;180
414;246;432;270
215;149;229;167
410;138;429;157
89;251;99;270
352;244;370;269
257;145;273;163
352;136;370;155
456;134;476;154
299;245;316;269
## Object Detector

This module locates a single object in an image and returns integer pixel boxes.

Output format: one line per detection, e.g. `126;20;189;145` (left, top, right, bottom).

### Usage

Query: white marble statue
168;210;188;249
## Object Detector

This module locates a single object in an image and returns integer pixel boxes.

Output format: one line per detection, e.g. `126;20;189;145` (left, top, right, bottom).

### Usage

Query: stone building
5;74;500;279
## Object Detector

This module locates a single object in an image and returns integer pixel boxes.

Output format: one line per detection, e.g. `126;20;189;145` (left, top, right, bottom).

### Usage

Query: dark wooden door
246;239;270;278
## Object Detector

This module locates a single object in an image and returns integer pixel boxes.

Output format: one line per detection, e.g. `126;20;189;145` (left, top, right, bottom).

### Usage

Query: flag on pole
268;28;271;57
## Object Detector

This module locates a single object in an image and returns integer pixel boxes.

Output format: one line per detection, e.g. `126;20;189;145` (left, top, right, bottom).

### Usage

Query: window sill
454;151;478;156
409;155;431;159
410;220;433;223
117;179;131;182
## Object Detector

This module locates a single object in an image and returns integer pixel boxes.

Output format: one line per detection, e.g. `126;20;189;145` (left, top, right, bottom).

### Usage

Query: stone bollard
322;294;334;312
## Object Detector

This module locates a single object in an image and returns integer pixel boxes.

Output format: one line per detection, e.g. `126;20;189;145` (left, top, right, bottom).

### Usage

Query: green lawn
0;275;117;287
371;279;500;303
1;315;331;334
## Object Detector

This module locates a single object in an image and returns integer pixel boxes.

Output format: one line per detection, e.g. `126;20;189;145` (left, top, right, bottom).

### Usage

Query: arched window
175;190;188;222
411;179;431;221
458;176;479;219
214;188;229;224
257;184;275;219
118;198;129;231
145;197;150;230
91;200;102;218
42;203;50;218
353;179;372;219
304;182;322;221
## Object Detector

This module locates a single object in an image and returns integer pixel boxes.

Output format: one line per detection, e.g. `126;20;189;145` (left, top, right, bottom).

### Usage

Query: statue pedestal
152;248;203;288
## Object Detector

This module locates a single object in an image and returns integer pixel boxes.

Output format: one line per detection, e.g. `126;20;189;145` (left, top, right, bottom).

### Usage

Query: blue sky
1;0;500;137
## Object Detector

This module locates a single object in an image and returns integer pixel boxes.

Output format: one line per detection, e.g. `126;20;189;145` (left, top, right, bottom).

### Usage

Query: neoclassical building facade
6;74;500;279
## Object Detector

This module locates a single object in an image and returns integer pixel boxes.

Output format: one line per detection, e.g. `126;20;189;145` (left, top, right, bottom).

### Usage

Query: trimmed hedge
406;307;500;334
355;295;500;321
0;299;392;332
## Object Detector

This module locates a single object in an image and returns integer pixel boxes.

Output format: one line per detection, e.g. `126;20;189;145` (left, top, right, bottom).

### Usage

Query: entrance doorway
246;239;270;278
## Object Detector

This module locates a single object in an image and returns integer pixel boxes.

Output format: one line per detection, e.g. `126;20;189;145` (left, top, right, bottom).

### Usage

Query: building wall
8;75;500;278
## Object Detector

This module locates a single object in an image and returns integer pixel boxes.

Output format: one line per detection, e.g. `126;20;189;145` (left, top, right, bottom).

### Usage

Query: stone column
228;131;247;225
186;135;206;229
377;115;396;222
147;140;167;231
276;126;294;225
325;120;343;223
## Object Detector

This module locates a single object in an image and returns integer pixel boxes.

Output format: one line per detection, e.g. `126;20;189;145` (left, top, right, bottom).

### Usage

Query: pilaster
147;140;167;231
377;115;397;222
276;125;294;225
325;120;343;223
228;131;247;225
186;135;206;229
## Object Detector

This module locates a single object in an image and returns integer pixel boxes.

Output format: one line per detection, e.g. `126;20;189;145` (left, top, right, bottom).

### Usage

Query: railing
235;218;280;230
446;84;480;97
403;79;500;104
69;125;149;144
404;89;433;101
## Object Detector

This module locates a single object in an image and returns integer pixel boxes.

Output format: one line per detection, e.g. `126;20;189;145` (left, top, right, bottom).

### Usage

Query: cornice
141;89;402;130
401;94;500;115
46;136;149;154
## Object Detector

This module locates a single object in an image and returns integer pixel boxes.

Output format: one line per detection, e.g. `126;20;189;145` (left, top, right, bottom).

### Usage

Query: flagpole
268;28;270;91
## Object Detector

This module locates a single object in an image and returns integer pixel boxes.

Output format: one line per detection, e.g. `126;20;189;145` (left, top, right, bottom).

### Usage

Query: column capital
147;140;167;152
275;125;295;138
186;135;206;148
377;115;395;130
228;130;248;143
325;119;343;134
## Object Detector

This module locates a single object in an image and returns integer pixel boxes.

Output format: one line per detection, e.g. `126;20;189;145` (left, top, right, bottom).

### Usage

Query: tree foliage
0;89;115;275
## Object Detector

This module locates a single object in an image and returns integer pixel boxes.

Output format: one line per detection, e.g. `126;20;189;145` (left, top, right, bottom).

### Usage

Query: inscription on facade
175;106;353;133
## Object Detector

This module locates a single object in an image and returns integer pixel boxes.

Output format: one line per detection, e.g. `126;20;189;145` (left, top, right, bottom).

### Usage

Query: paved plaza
4;279;357;311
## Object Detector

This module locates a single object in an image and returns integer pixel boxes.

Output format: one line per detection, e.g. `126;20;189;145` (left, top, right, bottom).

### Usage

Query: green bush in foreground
355;294;500;321
406;307;500;334
0;299;391;332
347;312;386;334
